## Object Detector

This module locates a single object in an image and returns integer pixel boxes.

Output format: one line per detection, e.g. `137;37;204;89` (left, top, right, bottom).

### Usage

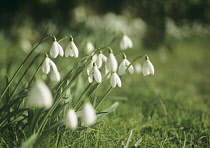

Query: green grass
54;40;210;147
1;33;210;147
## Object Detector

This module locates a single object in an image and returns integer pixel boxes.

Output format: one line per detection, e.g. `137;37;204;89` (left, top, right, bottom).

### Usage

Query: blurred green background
1;0;210;147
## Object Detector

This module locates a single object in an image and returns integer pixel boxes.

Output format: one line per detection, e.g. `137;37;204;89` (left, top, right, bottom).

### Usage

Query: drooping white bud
85;41;94;54
142;55;155;76
93;64;102;83
82;102;97;126
106;49;118;72
96;51;107;68
120;34;133;50
88;63;102;83
65;109;78;130
42;57;51;74
118;57;134;76
42;57;60;81
65;36;79;58
134;63;142;74
110;72;122;88
28;80;53;109
50;38;64;58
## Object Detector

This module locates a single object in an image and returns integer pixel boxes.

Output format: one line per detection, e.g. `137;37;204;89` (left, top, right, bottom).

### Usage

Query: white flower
106;49;118;72
28;80;53;109
120;34;133;50
85;41;94;54
42;57;51;74
87;60;94;75
50;70;61;81
110;72;122;88
50;38;64;58
42;57;57;74
42;57;61;81
118;54;133;76
95;51;107;68
88;63;102;83
134;63;142;74
142;55;155;76
65;36;79;58
65;109;78;130
82;102;97;126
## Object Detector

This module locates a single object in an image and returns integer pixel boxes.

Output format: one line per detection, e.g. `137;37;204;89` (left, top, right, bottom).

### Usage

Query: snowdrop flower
28;80;53;109
88;63;102;83
50;36;64;58
110;72;122;88
120;34;133;50
42;57;57;74
118;53;134;76
87;60;94;75
106;49;118;72
65;36;79;58
95;51;107;68
65;109;78;130
42;57;61;81
82;102;97;126
85;41;94;54
134;63;142;74
142;55;155;76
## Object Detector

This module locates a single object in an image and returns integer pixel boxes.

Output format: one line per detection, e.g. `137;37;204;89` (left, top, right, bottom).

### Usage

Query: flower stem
0;36;52;100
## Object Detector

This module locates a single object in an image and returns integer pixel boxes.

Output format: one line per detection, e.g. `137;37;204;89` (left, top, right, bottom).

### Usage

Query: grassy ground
1;36;210;147
51;39;210;147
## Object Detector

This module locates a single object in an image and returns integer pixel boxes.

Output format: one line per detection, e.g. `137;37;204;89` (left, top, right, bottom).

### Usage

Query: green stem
36;65;86;135
0;36;52;100
74;83;92;109
9;53;44;99
95;87;113;110
27;56;45;88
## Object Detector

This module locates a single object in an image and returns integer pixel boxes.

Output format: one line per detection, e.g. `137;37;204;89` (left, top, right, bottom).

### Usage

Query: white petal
101;54;107;62
42;57;50;74
110;73;117;88
93;66;102;83
57;43;64;56
48;59;58;72
115;73;122;87
92;54;97;62
147;60;155;75
134;63;142;74
120;35;133;50
106;53;118;72
87;61;93;75
53;70;60;81
28;80;53;108
82;102;96;126
96;55;102;68
142;61;150;76
120;39;126;50
50;41;59;58
88;75;93;83
128;65;134;74
65;109;78;130
118;60;126;76
85;42;94;54
70;41;79;58
65;43;73;57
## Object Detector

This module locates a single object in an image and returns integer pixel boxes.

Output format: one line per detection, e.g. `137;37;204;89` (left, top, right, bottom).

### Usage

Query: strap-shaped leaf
97;102;118;119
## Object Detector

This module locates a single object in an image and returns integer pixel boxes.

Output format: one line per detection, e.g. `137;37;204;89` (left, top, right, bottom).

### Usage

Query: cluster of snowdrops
0;34;154;147
29;34;154;129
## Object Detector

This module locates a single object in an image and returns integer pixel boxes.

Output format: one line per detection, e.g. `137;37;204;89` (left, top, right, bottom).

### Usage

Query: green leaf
97;102;118;120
